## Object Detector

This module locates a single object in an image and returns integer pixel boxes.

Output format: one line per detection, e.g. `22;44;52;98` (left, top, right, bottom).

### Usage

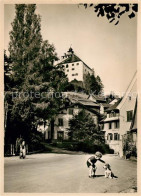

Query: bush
52;141;114;154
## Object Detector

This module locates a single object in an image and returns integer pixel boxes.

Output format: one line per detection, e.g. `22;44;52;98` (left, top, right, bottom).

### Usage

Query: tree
82;4;138;25
68;109;104;144
105;92;119;103
5;4;69;144
4;50;12;91
9;4;27;87
84;73;104;95
6;4;43;143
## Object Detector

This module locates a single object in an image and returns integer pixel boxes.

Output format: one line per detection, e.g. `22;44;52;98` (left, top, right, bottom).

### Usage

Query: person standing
19;140;26;159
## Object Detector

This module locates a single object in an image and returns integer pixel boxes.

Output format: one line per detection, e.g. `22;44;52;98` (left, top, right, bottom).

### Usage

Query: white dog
103;163;114;179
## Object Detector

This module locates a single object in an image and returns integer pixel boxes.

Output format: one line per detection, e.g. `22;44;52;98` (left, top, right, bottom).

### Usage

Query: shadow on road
95;175;105;177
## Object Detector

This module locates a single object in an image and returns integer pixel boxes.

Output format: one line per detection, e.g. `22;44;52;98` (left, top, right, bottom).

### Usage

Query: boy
87;151;105;178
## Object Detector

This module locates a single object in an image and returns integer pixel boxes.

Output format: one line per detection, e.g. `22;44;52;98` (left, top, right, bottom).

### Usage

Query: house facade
46;103;100;141
45;92;105;141
101;72;137;156
57;47;94;82
100;100;121;153
117;72;137;157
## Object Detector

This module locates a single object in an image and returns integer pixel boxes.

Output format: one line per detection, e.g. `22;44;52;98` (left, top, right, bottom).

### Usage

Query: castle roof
58;48;93;71
58;53;81;65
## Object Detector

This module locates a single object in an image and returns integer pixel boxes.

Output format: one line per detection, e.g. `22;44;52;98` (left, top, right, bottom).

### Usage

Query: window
127;110;133;122
101;124;104;130
109;113;112;118
77;63;79;65
72;68;75;70
114;133;119;140
69;108;73;115
110;133;113;140
114;121;119;129
109;122;112;129
67;69;69;72
72;64;74;66
75;73;78;76
66;64;68;68
107;133;113;140
109;112;116;118
128;96;131;100
58;118;63;126
72;74;74;76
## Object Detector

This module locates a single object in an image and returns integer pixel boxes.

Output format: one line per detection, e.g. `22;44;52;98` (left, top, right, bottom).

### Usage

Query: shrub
52;141;114;154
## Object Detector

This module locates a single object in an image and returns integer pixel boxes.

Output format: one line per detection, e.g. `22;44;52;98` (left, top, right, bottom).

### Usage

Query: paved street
4;153;137;193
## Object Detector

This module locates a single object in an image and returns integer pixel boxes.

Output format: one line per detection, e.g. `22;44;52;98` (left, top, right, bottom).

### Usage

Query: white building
100;100;121;153
101;72;137;156
46;103;100;141
45;92;105;141
117;71;137;157
57;47;94;82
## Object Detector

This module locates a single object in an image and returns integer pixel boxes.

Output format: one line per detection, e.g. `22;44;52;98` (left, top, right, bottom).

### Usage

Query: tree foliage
84;73;104;95
82;4;138;25
5;4;68;144
68;109;104;144
4;50;12;91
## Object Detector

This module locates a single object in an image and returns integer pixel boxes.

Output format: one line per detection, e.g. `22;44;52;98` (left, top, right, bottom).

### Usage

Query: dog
103;163;114;179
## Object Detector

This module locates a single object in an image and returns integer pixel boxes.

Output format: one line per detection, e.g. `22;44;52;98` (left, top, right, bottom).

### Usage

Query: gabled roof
78;100;100;107
91;95;106;102
58;54;81;65
57;50;93;71
59;102;101;117
103;116;119;123
105;98;122;112
63;92;100;107
101;103;112;108
117;71;137;110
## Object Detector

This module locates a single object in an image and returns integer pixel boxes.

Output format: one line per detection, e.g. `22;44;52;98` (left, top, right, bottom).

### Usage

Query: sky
4;4;137;95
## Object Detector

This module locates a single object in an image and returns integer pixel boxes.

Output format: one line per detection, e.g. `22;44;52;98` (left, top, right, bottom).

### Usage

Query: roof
64;92;89;100
58;53;81;65
59;102;101;117
58;51;93;71
105;98;122;112
63;92;100;107
117;71;137;110
92;95;106;102
78;100;100;107
102;116;119;123
63;92;106;103
101;103;112;108
109;98;120;105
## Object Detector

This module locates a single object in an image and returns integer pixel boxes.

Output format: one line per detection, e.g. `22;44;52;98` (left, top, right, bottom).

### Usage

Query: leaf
118;10;126;18
84;4;87;9
100;7;105;16
109;18;115;23
119;4;129;12
128;12;135;19
115;20;119;25
89;4;93;7
132;4;138;12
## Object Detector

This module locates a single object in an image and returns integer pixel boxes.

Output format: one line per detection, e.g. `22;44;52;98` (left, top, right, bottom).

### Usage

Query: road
4;153;137;193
